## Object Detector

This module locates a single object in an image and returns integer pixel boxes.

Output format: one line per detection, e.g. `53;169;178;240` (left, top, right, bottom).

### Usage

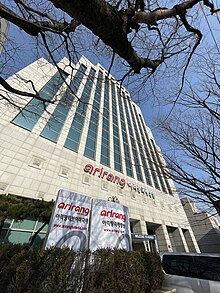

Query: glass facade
40;65;86;142
139;115;168;193
12;70;68;131
151;139;173;195
10;59;172;193
111;82;122;172
128;102;152;185
123;94;143;182
117;89;133;177
64;67;96;151
133;106;160;189
100;76;110;166
0;218;48;247
84;71;103;159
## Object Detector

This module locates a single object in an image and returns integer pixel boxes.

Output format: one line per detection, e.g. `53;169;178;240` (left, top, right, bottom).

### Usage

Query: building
0;56;199;252
0;18;9;54
181;198;220;253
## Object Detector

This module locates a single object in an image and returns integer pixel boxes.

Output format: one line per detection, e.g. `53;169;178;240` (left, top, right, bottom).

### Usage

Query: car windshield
162;255;220;281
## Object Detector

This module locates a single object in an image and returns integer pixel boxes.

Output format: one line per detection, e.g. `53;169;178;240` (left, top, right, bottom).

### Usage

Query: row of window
139;115;172;194
133;106;160;189
122;93;143;182
11;64;172;194
84;71;103;159
41;65;87;142
117;88;133;177
111;82;122;172
128;100;152;186
64;67;96;151
13;70;68;131
100;78;110;166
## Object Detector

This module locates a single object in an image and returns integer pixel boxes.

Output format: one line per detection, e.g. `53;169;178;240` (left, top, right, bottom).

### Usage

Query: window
83;174;90;185
0;217;48;248
151;139;173;195
129;103;151;185
139;115;167;192
162;255;196;278
194;256;220;281
29;156;44;169
162;254;220;282
123;95;143;182
84;71;103;159
111;82;122;172
101;181;108;191
117;89;133;177
117;186;123;196
100;79;110;166
64;68;96;152
59;166;69;178
41;65;87;142
12;70;68;131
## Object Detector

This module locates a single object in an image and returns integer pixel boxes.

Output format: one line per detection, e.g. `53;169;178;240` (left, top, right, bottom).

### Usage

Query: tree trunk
28;221;48;247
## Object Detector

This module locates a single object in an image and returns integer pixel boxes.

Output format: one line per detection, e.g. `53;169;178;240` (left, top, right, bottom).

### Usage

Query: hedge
0;244;164;293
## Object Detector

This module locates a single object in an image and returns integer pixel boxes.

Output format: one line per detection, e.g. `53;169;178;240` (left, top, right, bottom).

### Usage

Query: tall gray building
181;198;220;253
0;56;199;252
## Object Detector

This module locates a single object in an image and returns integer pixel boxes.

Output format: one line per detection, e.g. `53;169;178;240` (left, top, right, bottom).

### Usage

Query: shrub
0;244;163;293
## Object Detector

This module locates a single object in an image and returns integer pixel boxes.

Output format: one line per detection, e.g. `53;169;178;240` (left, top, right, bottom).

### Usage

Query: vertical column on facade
83;69;103;160
57;63;88;146
74;67;99;155
148;138;167;193
94;68;105;162
151;140;173;195
139;115;168;193
110;81;123;173
138;114;162;191
133;106;160;189
123;95;143;182
64;66;96;152
117;90;134;178
100;73;111;167
172;228;189;252
131;220;149;251
107;79;114;169
114;86;129;176
155;225;173;252
128;102;152;186
183;228;200;253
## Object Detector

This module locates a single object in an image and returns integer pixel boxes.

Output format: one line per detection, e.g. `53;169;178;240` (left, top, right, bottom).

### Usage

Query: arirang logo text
57;202;90;216
100;209;126;222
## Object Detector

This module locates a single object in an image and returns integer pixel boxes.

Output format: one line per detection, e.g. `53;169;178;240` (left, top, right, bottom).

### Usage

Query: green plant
0;244;164;293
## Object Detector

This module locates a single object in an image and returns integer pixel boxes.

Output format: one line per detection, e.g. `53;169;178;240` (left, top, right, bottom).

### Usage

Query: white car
160;252;220;293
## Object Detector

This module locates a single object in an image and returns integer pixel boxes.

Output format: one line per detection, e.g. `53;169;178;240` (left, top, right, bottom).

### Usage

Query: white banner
89;199;132;251
44;190;92;251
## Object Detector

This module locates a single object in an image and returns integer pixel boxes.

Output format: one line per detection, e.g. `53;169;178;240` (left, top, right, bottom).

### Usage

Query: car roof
160;252;220;258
